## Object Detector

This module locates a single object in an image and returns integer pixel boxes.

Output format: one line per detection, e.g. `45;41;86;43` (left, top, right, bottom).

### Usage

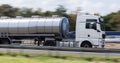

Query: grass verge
0;52;119;63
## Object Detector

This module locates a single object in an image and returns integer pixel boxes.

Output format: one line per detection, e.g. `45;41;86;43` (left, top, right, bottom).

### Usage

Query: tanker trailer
0;17;69;46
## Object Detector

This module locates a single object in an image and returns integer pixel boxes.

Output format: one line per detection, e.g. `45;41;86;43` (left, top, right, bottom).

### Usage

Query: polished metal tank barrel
0;17;69;37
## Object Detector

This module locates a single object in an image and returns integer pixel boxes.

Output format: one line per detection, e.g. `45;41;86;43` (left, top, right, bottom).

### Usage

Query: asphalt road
0;48;120;56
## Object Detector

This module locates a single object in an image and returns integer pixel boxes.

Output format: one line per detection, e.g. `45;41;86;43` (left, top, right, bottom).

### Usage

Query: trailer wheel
43;40;56;46
81;41;92;48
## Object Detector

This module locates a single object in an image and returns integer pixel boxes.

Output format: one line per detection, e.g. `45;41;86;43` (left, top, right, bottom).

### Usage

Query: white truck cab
76;13;105;48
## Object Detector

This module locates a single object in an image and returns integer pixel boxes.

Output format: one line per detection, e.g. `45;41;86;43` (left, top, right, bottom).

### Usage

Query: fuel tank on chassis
0;17;69;37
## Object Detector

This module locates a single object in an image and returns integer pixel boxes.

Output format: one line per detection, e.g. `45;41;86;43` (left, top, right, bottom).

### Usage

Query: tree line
103;11;120;31
0;4;119;31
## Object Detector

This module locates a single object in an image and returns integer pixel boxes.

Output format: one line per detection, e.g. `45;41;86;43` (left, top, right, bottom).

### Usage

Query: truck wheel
43;40;56;46
81;41;92;48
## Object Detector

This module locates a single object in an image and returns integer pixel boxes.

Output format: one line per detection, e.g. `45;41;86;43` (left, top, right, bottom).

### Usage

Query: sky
0;0;120;16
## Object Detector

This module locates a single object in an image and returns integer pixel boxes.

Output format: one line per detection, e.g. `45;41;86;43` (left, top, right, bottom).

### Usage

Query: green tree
43;11;52;16
68;14;77;31
104;11;120;31
54;5;67;17
20;8;34;17
33;8;44;16
0;4;20;17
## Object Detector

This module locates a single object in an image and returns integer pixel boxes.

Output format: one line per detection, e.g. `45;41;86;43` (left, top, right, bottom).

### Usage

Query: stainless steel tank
0;17;69;37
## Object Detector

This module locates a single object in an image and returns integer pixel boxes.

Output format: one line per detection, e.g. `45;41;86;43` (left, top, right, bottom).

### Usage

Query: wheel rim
84;44;90;48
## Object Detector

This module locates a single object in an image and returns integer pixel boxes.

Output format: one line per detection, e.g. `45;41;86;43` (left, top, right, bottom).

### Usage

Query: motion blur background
0;0;119;31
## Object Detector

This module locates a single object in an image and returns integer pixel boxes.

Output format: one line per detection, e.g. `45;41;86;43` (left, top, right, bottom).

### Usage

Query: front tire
81;41;92;48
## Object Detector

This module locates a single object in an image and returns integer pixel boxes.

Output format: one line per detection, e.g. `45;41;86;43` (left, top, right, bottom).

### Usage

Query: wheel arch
80;40;93;47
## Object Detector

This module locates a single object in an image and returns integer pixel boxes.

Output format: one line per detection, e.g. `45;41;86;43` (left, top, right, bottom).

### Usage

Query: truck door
85;19;100;39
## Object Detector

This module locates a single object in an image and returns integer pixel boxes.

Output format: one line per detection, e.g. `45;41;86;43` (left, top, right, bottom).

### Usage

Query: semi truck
0;12;105;48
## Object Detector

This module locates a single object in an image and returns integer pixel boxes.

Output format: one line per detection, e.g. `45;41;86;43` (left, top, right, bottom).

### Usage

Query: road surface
0;48;119;56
